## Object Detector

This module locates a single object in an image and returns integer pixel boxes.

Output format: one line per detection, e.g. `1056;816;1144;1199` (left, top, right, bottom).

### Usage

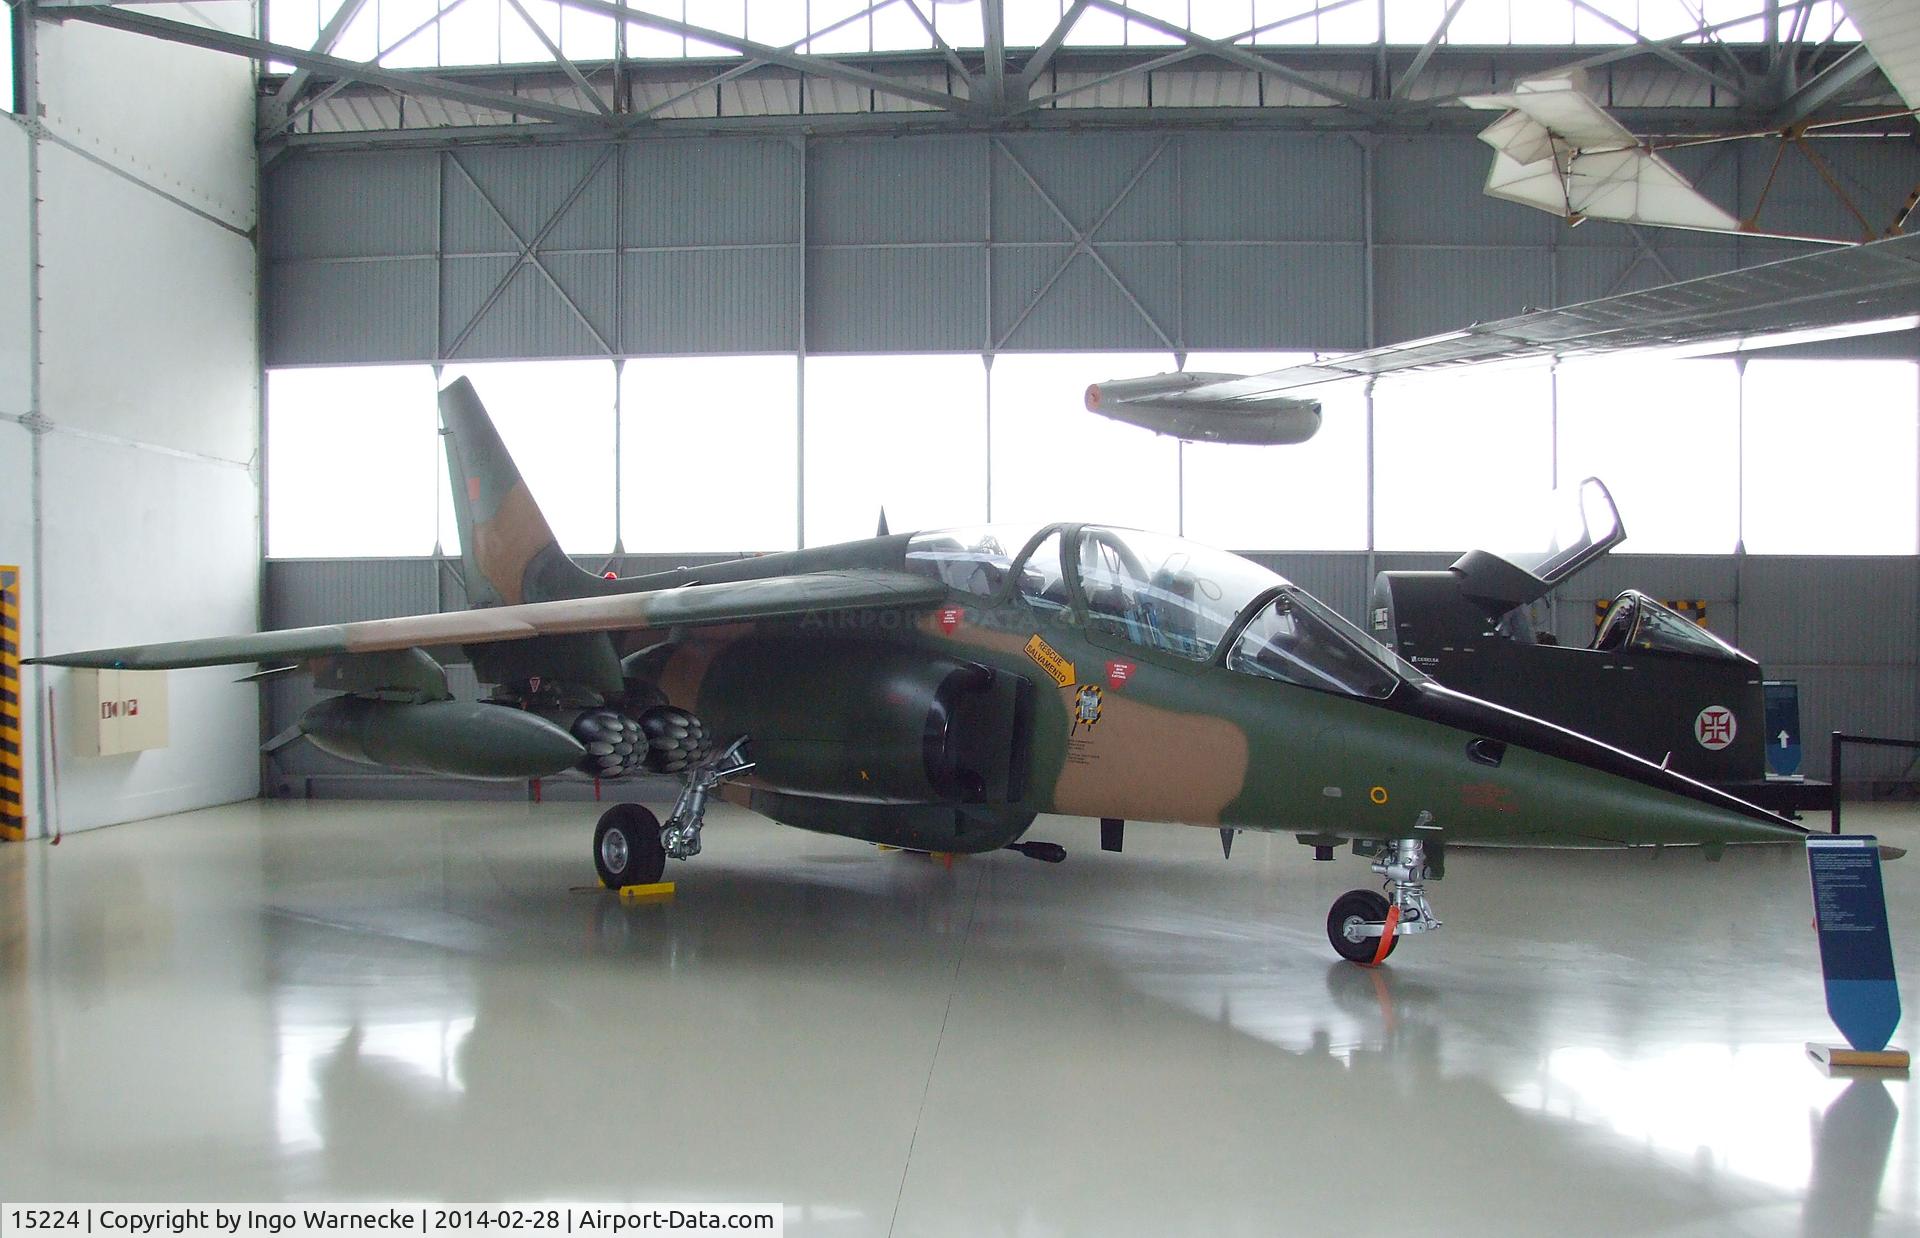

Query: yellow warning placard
1024;633;1076;688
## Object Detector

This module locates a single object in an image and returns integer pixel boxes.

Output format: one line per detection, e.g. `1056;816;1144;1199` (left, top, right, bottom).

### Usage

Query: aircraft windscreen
904;526;1038;598
1595;590;1747;661
1076;527;1283;661
1228;588;1420;699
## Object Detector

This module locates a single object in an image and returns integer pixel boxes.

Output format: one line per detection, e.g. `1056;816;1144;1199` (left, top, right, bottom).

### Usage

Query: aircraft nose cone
1402;682;1804;845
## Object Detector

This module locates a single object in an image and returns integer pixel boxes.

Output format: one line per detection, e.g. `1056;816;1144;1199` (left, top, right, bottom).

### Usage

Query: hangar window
620;355;798;554
803;355;986;547
1181;351;1368;551
1556;357;1739;554
1372;365;1555;552
1741;360;1919;555
989;352;1180;533
438;361;616;554
267;366;441;557
2;1;14;114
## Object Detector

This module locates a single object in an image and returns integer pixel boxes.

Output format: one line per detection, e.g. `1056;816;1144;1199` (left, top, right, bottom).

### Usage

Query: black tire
594;803;666;889
1327;889;1395;964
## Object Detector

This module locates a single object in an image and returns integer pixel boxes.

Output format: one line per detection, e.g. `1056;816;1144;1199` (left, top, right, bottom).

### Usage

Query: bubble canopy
905;524;1422;700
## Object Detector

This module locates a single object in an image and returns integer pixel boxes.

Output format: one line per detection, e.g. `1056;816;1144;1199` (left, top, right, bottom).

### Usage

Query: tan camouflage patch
473;482;555;607
1051;694;1249;825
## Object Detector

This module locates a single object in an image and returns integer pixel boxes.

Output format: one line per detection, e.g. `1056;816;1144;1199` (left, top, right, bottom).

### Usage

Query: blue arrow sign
1807;836;1901;1053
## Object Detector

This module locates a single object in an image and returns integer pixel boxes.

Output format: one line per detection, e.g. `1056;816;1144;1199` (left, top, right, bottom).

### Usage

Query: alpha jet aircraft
30;380;1806;963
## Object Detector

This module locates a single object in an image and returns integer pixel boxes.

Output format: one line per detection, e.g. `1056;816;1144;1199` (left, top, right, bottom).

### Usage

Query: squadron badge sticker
1071;684;1104;734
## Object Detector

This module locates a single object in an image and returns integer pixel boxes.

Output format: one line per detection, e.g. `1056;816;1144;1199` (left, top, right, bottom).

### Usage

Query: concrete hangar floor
1;801;1915;1236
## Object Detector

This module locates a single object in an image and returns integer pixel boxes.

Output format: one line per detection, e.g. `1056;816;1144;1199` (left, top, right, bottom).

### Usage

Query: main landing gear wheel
594;803;666;889
1329;889;1395;964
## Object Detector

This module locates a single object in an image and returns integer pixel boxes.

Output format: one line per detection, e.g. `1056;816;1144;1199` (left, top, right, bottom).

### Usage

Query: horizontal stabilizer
29;570;948;671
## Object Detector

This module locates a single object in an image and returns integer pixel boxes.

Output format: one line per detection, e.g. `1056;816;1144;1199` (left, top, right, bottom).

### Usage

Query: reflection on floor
0;800;1915;1236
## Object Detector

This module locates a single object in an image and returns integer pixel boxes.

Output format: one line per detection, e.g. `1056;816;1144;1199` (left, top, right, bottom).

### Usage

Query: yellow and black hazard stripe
1593;598;1710;630
1;566;22;842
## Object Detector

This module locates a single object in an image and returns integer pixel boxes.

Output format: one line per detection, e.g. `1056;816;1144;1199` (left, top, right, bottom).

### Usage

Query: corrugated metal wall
264;129;1920;363
260;124;1920;802
261;552;1920;792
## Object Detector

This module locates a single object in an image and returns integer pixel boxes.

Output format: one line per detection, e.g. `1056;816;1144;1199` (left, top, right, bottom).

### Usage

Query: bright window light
1189;0;1255;40
1508;0;1572;44
1063;2;1126;45
1572;0;1635;44
501;0;561;62
1005;0;1067;47
803;355;987;547
379;0;444;68
1384;0;1446;44
1315;0;1379;43
1252;0;1329;44
807;0;871;53
1556;357;1740;554
1637;0;1705;41
1445;0;1510;44
439;0;502;65
1122;0;1186;46
560;2;616;62
933;0;985;48
1180;353;1369;551
330;0;380;62
1741;361;1919;555
2;1;14;113
268;367;440;558
871;0;933;52
267;0;320;71
1372;365;1555;552
991;353;1180;533
439;360;617;554
621;355;798;553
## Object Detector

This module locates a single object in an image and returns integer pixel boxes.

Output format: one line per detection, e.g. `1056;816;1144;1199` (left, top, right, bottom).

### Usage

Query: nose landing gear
1327;837;1442;965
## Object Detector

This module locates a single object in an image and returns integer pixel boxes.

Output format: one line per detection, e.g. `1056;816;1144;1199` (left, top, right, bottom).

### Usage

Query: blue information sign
1807;836;1901;1053
1764;680;1801;777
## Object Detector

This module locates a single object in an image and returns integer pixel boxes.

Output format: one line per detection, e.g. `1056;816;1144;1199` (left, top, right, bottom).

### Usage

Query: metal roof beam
1011;0;1086;100
499;0;614;117
1771;43;1882;126
272;0;372;116
47;3;611;129
551;0;980;115
1393;0;1467;100
1563;0;1747;101
1080;0;1389;116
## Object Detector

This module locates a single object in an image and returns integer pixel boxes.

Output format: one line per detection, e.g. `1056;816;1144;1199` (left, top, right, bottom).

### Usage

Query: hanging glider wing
1462;70;1741;234
1106;231;1920;401
1842;0;1920;110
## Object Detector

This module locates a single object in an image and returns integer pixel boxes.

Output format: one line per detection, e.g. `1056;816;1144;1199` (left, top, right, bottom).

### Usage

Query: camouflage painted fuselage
573;529;1800;856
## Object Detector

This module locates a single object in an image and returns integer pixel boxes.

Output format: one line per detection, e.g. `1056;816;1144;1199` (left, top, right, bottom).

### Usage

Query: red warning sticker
938;606;964;635
1106;660;1135;689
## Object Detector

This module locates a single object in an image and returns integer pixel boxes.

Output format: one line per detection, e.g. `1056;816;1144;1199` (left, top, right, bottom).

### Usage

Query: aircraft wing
28;570;948;670
1150;230;1920;400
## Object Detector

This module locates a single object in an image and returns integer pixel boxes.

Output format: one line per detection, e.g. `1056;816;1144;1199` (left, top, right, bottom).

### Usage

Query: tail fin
439;378;601;608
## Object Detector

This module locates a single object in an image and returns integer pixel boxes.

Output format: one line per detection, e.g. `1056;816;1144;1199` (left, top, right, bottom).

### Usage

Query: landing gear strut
1327;837;1442;964
659;736;753;860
